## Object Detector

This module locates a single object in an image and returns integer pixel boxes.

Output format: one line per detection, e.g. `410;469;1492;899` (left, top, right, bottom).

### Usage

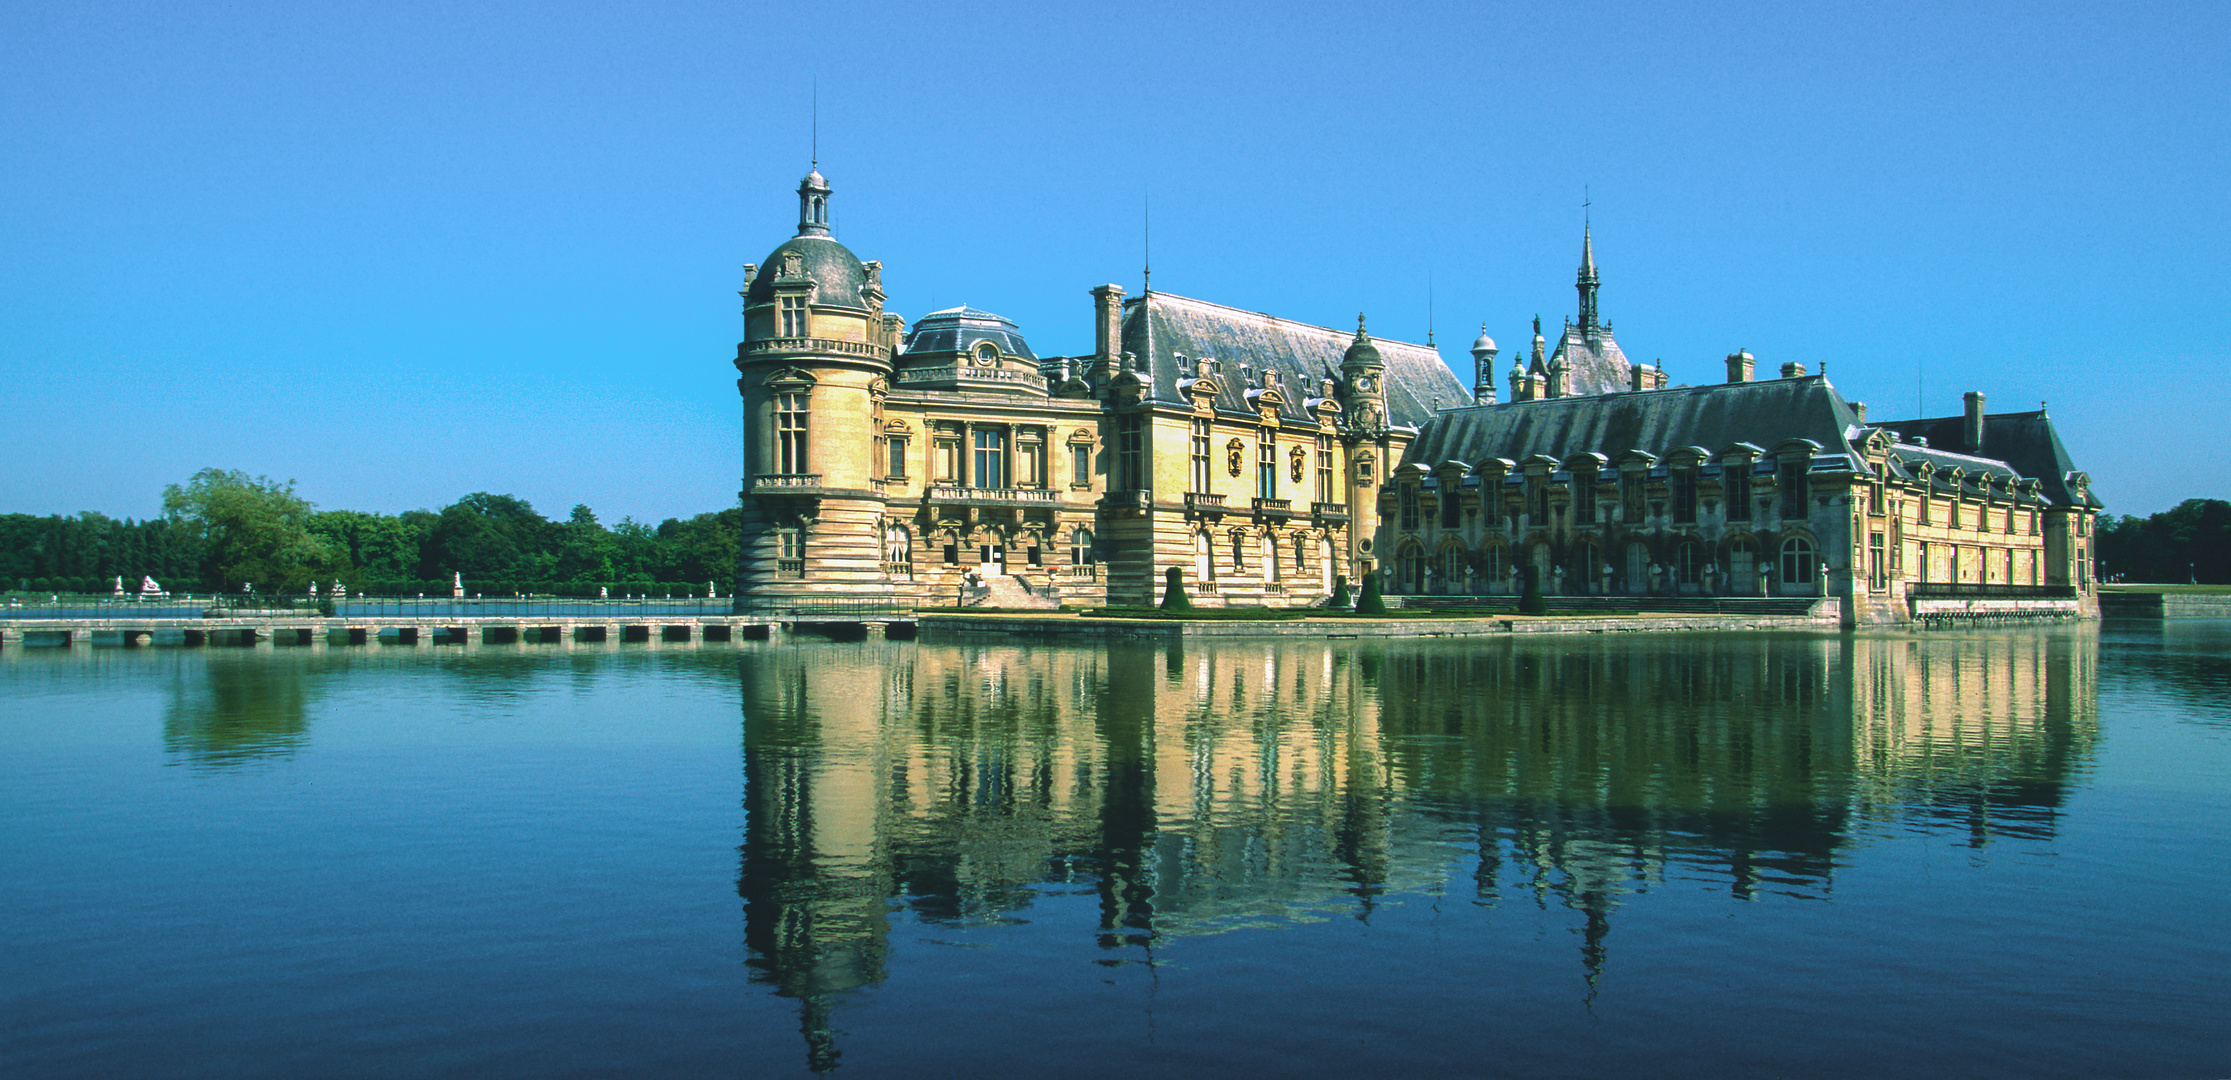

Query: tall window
775;391;809;474
1573;469;1597;523
1257;433;1277;499
1071;528;1095;567
1116;415;1144;489
1262;533;1280;582
775;528;803;577
1672;468;1697;524
1072;443;1092;486
886;436;908;479
1441;480;1462;527
973;428;1007;489
778;296;808;337
1780;536;1816;587
1725;461;1751;521
1400;485;1420;530
935;436;961;483
1482;472;1501;525
1869;533;1886;589
1778;460;1809;518
1315;435;1333;504
1442;546;1464;592
1621;472;1645;522
1676;541;1702;586
1016;437;1043;487
1190;419;1213;493
1529;475;1550;523
884;524;912;578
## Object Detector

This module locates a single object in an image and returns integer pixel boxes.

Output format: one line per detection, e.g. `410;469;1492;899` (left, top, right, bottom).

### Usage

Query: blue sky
3;0;2223;522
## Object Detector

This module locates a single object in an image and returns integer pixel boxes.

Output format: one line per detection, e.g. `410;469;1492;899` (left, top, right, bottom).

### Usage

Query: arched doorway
1726;538;1759;595
1625;541;1650;596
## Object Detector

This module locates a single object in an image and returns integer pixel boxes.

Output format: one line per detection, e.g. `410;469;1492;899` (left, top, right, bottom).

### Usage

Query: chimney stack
1851;401;1868;426
1726;349;1755;383
1963;391;1986;451
1780;361;1808;379
1090;284;1125;384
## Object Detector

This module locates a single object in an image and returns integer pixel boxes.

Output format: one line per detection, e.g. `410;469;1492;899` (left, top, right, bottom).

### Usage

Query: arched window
884;524;912;579
1727;539;1759;593
1398;543;1426;594
1780;536;1816;590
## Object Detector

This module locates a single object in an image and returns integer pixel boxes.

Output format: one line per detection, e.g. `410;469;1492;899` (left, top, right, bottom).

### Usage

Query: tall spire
1576;222;1601;332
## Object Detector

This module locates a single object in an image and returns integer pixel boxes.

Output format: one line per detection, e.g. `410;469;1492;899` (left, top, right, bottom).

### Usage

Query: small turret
1469;325;1499;404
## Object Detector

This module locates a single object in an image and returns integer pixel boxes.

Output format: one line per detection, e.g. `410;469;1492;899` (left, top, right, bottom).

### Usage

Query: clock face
1356;376;1373;392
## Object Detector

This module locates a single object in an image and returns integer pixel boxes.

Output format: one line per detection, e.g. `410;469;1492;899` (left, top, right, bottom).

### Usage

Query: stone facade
732;170;1467;609
1381;239;2103;627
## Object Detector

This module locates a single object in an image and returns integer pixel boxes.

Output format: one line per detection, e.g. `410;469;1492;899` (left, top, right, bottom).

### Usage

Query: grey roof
900;306;1037;360
1120;292;1470;427
1402;375;1861;469
1546;323;1634;397
746;235;872;313
1876;411;2100;508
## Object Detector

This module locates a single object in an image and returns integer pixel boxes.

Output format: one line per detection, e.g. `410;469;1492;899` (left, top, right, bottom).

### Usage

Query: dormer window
974;342;1000;366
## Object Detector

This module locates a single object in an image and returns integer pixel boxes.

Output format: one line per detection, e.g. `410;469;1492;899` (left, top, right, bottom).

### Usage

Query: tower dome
744;168;873;315
1342;314;1382;369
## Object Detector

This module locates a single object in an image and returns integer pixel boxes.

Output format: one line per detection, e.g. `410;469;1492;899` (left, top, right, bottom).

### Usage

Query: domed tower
732;168;896;608
1340;313;1389;437
1469;326;1499;405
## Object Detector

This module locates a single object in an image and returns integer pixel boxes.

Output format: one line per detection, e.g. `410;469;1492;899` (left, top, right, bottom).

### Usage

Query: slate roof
900;306;1038;360
1402;375;1862;469
1120;292;1470;428
1876;411;2100;508
1545;323;1634;397
747;235;873;313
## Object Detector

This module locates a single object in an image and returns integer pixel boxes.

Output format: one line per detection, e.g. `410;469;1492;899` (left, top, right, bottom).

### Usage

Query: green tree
161;469;334;593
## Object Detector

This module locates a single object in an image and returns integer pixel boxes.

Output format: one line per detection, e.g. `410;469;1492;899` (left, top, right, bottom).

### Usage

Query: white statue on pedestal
452;572;465;599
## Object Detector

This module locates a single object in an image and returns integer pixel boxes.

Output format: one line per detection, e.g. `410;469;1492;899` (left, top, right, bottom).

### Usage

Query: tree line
2094;499;2231;584
2;469;740;596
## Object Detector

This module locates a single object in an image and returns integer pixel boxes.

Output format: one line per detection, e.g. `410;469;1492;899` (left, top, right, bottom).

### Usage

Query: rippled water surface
3;625;2227;1078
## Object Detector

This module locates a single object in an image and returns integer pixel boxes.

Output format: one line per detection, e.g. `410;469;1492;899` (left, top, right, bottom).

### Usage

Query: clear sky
3;0;2224;523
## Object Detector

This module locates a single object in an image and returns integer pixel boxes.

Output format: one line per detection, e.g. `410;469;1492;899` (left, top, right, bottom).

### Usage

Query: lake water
3;625;2226;1078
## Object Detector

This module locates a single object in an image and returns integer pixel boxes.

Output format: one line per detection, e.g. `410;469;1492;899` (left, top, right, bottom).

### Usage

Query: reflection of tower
736;654;899;1074
1092;645;1162;949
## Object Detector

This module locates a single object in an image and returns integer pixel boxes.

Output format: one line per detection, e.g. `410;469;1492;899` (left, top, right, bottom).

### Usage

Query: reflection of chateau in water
737;632;2096;1071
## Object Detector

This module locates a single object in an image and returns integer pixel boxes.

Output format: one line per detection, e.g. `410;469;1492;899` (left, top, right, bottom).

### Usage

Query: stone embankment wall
2100;592;2231;619
922;606;1839;641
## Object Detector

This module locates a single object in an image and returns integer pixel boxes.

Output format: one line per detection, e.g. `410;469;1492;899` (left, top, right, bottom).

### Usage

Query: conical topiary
1355;571;1387;615
1160;566;1194;611
1519;564;1547;614
1328;574;1350;610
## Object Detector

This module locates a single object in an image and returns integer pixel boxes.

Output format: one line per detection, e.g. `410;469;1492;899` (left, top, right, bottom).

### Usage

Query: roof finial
1142;191;1152;296
1357;312;1368;339
811;75;818;168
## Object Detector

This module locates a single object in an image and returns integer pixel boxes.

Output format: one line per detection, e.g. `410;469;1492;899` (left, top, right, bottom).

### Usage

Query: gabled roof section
1876;410;2099;508
1402;376;1861;470
1121;292;1469;427
1547;324;1633;397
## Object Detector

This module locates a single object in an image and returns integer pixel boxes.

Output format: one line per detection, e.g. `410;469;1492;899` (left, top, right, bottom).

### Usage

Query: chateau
731;169;2100;624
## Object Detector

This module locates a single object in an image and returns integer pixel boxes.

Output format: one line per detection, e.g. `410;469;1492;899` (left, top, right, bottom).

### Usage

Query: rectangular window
1573;470;1596;523
1948;498;1961;530
775;391;809;474
1400;485;1420;530
1257;433;1277;500
1870;481;1885;517
1725;461;1751;521
1778;461;1808;519
1919;497;1932;525
1481;472;1501;525
1017;439;1043;487
1870;533;1886;590
1671;469;1696;524
886;436;907;479
778;296;808;338
1315;435;1333;505
1072;444;1092;486
1621;472;1645;523
973;428;1007;489
775;528;803;578
1116;415;1144;490
1191;419;1213;493
1531;475;1551;523
1442;479;1463;528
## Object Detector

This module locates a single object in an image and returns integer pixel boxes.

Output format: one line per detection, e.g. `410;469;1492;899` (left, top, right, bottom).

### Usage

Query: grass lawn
2100;583;2231;594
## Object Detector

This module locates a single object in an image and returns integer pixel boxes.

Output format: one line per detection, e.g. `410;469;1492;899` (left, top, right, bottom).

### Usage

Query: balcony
924;485;1059;509
750;474;823;496
1909;583;2076;600
740;337;888;361
1103;490;1148;511
1251;497;1294;521
1311;501;1350;523
1185;492;1227;518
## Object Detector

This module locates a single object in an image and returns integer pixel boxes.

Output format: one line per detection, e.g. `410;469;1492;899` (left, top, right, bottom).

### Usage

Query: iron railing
1909;583;2077;600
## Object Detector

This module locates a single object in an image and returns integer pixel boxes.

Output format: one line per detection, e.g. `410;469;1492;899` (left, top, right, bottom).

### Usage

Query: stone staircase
960;574;1062;610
